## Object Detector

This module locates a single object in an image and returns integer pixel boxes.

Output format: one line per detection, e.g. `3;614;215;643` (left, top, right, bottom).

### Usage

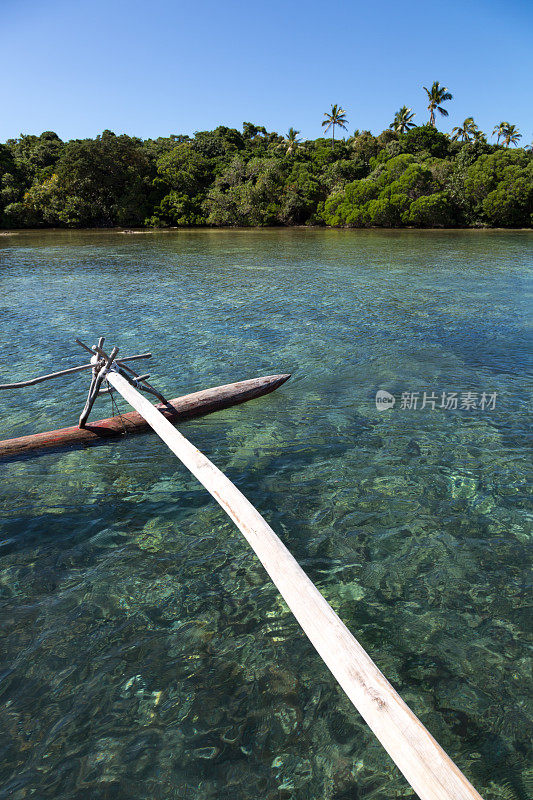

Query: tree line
1;86;531;229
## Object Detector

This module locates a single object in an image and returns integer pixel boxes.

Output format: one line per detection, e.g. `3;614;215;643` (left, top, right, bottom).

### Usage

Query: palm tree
492;122;508;145
281;127;301;155
389;106;416;134
423;81;453;127
322;104;348;147
451;117;479;142
501;124;521;147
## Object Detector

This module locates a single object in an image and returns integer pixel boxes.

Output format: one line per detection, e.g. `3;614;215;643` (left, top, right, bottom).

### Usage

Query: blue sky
2;0;532;144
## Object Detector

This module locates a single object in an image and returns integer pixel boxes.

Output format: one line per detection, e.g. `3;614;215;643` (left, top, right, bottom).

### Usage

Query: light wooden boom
107;369;483;800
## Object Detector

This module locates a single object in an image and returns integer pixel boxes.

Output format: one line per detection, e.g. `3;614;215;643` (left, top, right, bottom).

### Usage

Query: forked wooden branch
115;361;168;404
78;346;118;428
0;362;94;390
0;339;153;393
73;339;166;426
106;369;483;800
75;337;152;364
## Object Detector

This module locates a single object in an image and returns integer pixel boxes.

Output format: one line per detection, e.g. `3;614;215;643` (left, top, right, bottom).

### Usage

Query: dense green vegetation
2;116;532;229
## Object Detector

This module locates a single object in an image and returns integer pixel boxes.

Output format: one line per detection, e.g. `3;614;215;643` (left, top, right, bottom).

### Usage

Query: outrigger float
0;363;290;460
0;339;483;800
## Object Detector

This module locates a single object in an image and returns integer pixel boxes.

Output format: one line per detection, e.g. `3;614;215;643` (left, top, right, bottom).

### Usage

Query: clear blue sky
2;0;532;144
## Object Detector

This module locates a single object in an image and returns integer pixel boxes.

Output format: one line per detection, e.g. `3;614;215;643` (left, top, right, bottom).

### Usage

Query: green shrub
407;193;453;226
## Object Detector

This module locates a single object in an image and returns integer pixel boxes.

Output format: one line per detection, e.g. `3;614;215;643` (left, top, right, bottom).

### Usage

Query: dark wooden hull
0;374;290;460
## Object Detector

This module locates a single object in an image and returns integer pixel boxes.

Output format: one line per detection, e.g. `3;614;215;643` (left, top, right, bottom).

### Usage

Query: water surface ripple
0;229;531;800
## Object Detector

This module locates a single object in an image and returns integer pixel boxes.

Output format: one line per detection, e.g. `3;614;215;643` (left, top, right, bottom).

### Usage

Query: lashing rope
108;383;129;436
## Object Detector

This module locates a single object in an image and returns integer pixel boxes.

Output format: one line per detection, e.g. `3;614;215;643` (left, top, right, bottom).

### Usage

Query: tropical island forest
1;83;532;230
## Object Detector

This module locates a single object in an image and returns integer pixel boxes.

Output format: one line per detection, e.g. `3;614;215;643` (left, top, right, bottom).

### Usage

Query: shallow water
0;228;531;800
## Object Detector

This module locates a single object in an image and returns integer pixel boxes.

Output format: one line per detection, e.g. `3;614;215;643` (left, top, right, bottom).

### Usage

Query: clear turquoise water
0;229;531;800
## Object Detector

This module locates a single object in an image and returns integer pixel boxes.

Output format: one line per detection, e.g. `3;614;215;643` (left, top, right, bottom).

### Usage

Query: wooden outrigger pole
1;340;483;800
105;364;483;800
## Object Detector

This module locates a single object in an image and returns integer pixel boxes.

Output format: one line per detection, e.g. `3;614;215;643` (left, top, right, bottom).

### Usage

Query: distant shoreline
2;226;532;236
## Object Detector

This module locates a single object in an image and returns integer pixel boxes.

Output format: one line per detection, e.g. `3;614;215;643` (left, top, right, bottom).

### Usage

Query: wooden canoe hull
0;374;290;460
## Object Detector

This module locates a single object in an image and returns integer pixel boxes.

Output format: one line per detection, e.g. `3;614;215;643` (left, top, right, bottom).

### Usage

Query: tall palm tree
492;122;508;145
501;124;521;147
282;127;301;155
451;117;479;142
423;81;453;127
389;106;416;134
322;104;348;147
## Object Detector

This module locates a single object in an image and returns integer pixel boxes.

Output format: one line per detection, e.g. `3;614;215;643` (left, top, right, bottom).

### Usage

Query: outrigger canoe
0;374;290;460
